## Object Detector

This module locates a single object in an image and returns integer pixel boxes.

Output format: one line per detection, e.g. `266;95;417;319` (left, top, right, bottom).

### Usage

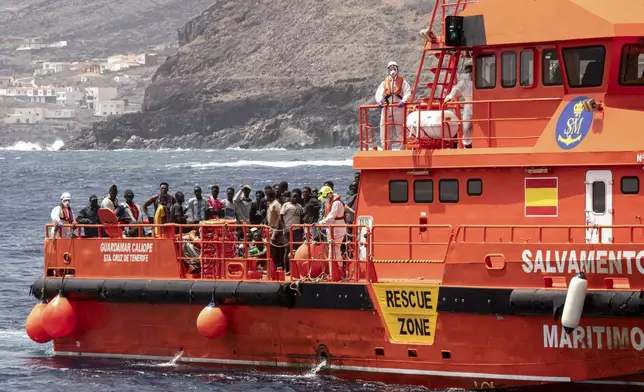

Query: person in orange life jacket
143;182;176;223
319;181;335;221
315;185;347;262
375;61;412;150
76;195;100;238
50;192;75;238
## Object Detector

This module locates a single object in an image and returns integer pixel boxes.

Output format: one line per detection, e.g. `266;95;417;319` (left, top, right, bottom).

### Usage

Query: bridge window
542;49;562;86
621;176;639;195
439;179;459;203
592;181;606;214
619;44;644;85
467;179;483;196
475;54;496;89
520;49;534;87
389;180;408;203
501;52;516;88
414;180;434;203
562;46;605;88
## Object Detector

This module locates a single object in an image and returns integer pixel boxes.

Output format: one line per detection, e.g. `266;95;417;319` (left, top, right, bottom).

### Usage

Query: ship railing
44;222;378;283
288;223;375;283
370;224;454;264
455;224;644;244
358;97;561;151
44;222;275;280
45;222;158;239
173;223;274;281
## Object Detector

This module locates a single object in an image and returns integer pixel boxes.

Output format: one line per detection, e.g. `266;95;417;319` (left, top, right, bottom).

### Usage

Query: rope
40;222;75;300
58;224;76;296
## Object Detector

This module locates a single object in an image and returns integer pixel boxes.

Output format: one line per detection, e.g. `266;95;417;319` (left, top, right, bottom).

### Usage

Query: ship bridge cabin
354;0;644;283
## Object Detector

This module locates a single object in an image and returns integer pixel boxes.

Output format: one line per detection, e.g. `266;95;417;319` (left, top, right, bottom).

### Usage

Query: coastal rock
65;0;433;150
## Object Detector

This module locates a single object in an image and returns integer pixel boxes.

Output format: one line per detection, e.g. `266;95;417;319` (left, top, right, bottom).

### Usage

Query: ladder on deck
411;0;476;106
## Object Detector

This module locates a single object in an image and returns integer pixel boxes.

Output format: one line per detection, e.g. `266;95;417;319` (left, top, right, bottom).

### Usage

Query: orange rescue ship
25;0;644;390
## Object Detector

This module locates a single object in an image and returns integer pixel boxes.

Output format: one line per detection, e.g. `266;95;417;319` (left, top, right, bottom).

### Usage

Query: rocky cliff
67;0;434;150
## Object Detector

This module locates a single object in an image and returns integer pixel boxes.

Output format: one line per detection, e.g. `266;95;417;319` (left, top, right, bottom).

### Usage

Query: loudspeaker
445;16;464;46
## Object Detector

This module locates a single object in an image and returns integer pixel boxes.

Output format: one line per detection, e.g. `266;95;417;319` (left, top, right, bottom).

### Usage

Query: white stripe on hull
54;351;571;382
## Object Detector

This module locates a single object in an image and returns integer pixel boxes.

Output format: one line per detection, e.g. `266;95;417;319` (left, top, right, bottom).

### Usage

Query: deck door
356;215;373;261
585;170;613;243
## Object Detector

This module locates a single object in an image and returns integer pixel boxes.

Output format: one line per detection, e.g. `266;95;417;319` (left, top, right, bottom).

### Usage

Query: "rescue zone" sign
372;283;439;344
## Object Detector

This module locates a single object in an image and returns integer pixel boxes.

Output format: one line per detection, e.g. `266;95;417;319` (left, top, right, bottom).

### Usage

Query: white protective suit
444;73;473;146
50;204;74;238
319;196;347;262
375;74;412;150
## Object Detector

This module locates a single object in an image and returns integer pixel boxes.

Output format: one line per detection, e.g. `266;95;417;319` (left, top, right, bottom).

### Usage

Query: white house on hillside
4;107;75;124
95;100;125;116
85;87;118;110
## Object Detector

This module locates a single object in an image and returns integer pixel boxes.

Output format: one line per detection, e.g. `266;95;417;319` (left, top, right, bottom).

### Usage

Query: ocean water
0;147;434;392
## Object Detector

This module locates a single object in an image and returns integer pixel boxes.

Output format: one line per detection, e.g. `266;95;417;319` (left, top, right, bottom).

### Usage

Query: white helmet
387;61;398;69
60;192;71;201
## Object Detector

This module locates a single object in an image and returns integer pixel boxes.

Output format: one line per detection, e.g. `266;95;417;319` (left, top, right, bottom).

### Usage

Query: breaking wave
0;140;64;151
166;159;353;169
225;147;287;151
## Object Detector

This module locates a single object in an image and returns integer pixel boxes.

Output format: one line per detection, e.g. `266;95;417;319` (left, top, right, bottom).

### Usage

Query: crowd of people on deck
50;173;361;276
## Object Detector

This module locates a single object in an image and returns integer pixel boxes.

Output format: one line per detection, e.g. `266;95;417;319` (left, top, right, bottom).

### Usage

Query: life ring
97;208;121;238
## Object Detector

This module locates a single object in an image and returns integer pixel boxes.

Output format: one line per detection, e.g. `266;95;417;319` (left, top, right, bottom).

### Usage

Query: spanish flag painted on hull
525;177;558;217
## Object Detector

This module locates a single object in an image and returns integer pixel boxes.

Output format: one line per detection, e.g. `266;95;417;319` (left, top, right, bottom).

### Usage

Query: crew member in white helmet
444;63;473;148
50;192;75;238
375;61;412;150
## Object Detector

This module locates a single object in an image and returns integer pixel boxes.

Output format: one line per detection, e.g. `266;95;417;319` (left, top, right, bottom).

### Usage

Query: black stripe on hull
29;278;374;311
438;287;644;319
29;278;644;317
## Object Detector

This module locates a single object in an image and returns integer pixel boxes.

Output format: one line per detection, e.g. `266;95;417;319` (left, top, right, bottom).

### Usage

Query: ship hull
47;298;644;390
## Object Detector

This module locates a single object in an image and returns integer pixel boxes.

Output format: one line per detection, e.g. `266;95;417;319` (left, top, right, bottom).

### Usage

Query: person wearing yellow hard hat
316;185;347;264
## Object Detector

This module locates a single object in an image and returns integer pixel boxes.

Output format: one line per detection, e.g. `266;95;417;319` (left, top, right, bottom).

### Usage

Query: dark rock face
66;0;433;150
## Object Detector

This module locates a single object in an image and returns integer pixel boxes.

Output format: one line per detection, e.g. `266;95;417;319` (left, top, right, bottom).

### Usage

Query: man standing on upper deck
375;61;412;150
444;63;473;149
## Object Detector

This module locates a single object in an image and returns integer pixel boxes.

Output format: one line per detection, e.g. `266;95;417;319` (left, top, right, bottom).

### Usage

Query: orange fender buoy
25;300;53;344
294;243;329;278
42;294;77;338
196;302;227;339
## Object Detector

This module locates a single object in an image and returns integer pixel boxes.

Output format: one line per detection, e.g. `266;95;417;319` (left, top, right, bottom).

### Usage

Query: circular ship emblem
555;96;594;150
